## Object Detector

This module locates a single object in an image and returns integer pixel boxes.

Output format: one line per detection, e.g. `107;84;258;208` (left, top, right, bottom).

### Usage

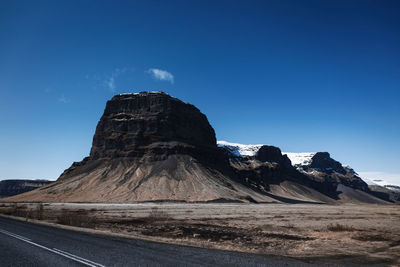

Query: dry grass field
1;203;399;266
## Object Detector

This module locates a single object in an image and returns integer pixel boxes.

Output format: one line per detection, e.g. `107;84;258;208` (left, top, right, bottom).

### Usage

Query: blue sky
0;0;399;183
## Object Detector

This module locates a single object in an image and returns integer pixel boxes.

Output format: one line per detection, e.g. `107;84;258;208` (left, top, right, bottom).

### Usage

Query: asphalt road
0;217;314;267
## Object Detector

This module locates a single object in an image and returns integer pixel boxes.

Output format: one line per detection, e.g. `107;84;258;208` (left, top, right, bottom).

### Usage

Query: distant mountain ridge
218;141;399;204
0;179;52;198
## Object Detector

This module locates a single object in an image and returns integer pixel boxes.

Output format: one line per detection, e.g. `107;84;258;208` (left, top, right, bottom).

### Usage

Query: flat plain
1;203;399;266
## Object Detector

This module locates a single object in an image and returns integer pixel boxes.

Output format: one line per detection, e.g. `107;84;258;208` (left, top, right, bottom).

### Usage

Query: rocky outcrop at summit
255;146;292;169
298;152;346;175
90;92;217;160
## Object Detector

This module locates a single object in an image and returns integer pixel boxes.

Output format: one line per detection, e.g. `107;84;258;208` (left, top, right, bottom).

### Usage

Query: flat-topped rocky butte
90;92;217;159
3;92;399;203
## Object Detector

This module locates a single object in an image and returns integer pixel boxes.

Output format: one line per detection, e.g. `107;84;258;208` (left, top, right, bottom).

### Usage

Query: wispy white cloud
58;94;69;103
114;67;127;75
103;68;128;92
104;76;116;92
147;68;174;84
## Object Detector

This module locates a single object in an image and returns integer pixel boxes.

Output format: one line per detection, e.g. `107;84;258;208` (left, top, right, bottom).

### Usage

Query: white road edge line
53;248;106;267
0;229;31;241
0;228;105;267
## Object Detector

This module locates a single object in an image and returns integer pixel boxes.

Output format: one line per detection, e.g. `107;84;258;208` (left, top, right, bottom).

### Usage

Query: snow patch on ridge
118;93;140;95
282;152;315;166
217;141;263;157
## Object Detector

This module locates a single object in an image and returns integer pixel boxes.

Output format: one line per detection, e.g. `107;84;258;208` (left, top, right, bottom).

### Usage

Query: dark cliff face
90;92;217;160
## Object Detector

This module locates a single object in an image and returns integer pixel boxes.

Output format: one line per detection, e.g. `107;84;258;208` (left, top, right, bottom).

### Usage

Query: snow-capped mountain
217;140;391;203
218;141;317;167
217;141;400;201
217;141;313;162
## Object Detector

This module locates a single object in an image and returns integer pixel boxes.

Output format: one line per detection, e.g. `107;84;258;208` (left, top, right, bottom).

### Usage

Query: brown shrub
353;233;391;242
3;204;28;218
327;223;356;232
146;207;171;222
56;210;96;228
36;203;44;220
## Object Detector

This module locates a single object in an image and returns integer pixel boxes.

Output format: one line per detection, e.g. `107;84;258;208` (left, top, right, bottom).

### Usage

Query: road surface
0;216;313;266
